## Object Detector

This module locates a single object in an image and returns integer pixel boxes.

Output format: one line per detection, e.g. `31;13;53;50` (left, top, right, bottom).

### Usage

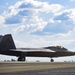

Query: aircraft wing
11;48;55;52
8;48;56;57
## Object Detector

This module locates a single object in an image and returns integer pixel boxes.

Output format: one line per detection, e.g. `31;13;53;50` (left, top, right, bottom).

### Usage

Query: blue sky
0;0;75;62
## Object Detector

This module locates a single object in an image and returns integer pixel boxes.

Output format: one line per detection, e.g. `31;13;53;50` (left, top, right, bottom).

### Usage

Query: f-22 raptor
0;34;75;62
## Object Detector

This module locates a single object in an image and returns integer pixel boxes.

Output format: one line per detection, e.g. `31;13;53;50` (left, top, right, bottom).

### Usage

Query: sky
0;0;75;62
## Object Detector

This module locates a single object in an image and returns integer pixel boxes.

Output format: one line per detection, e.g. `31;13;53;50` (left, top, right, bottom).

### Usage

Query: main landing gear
18;57;26;61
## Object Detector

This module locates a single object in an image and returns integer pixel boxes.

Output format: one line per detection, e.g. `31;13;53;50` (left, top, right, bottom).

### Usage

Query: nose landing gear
51;58;54;62
50;58;54;62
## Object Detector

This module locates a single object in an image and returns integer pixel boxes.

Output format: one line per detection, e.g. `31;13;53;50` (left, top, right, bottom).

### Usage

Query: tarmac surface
0;62;75;75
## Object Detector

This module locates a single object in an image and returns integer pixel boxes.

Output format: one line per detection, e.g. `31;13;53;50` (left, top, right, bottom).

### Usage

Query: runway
0;62;75;75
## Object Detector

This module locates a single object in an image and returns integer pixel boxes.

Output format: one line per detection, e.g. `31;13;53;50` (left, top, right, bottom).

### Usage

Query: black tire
51;59;54;62
18;57;25;61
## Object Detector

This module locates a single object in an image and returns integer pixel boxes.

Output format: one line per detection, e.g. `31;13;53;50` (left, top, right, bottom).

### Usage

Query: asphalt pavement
0;67;75;75
0;62;75;75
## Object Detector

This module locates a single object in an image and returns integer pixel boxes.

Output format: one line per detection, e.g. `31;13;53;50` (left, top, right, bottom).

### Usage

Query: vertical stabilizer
0;35;3;42
0;34;16;50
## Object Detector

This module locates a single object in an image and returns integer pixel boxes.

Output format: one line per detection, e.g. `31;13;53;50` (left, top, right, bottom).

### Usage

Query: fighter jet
0;34;75;62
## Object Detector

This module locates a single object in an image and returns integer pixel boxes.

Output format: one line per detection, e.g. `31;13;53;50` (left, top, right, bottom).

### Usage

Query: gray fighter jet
0;34;75;62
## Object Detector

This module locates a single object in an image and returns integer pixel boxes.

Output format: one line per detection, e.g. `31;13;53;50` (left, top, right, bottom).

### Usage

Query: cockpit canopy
44;46;68;51
55;46;64;48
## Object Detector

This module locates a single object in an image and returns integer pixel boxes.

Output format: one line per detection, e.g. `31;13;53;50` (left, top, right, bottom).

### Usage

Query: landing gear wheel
18;57;26;61
51;59;54;62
